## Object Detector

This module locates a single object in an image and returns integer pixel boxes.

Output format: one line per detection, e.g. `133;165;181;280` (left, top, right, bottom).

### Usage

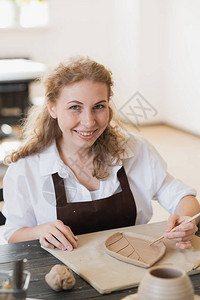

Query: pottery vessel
137;266;194;300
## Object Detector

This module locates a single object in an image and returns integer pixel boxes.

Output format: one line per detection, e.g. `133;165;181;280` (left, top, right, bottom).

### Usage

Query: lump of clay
45;264;76;291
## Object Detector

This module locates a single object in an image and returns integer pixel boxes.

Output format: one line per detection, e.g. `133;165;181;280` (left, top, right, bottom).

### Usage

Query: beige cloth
44;221;200;294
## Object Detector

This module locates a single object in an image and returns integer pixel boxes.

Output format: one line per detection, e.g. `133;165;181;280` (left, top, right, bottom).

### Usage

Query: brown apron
52;166;137;235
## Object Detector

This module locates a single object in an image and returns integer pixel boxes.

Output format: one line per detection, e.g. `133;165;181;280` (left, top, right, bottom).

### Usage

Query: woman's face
48;79;110;152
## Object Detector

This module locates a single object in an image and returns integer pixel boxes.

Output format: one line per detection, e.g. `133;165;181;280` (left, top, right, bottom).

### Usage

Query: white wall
135;0;200;134
0;0;162;128
137;0;168;124
164;0;200;136
110;0;140;109
0;0;115;65
0;0;118;99
0;0;199;135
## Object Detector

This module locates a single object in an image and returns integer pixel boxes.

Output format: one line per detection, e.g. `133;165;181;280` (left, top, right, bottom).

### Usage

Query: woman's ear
47;103;57;119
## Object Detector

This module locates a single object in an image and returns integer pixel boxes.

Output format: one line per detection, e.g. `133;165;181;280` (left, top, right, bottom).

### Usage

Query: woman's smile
74;129;98;140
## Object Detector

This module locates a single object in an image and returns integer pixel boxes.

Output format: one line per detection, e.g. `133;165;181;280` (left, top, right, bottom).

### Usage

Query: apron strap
117;165;132;191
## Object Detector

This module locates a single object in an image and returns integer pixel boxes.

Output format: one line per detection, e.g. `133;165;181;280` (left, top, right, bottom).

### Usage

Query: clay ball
45;264;76;291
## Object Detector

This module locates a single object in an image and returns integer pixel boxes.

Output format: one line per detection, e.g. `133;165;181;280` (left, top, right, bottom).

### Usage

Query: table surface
0;239;200;300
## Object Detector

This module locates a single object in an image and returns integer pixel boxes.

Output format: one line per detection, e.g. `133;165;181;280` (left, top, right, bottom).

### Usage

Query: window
0;0;49;29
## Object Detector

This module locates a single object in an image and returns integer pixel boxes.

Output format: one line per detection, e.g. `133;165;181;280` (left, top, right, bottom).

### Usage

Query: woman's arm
3;161;77;250
174;195;200;221
164;195;200;249
9;220;78;251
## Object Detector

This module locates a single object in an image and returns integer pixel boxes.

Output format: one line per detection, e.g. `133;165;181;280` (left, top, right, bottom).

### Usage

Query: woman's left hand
164;214;198;249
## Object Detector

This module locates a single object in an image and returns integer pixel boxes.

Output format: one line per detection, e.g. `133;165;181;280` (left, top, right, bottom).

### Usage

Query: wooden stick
192;260;200;270
150;212;200;246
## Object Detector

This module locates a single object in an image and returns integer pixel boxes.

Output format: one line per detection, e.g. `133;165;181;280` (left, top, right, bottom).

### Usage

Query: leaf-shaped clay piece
104;232;166;268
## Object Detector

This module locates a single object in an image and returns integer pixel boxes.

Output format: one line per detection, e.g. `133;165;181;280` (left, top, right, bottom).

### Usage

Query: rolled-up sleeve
124;134;197;223
153;173;196;214
148;141;197;213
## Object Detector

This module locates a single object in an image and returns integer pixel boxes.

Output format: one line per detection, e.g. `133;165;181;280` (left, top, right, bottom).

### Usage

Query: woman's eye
69;105;80;110
94;104;104;109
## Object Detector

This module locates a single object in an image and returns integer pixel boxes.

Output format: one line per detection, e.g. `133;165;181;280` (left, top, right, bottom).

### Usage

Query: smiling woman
6;57;126;180
2;56;200;252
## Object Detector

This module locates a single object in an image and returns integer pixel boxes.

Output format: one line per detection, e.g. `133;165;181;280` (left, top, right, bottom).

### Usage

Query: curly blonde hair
6;56;127;179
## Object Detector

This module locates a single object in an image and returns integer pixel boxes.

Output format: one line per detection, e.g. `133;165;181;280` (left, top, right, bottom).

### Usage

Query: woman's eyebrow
67;100;107;105
67;100;83;104
95;100;107;104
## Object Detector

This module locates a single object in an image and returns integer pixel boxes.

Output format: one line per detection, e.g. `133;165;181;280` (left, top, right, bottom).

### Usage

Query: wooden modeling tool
150;212;200;246
192;260;200;270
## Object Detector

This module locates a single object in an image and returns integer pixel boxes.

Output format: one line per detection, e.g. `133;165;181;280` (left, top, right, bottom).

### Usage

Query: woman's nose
81;109;96;127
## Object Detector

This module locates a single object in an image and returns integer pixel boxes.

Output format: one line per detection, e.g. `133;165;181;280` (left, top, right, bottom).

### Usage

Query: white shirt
2;133;196;241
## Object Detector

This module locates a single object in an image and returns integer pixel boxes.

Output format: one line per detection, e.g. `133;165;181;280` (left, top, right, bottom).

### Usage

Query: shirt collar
120;132;135;160
39;133;135;177
39;141;72;178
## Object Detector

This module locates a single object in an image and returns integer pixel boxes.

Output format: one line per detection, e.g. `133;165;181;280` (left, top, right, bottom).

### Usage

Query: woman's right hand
36;220;78;251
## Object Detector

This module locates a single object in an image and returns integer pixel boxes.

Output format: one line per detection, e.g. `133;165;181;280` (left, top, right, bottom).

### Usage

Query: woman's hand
36;220;78;251
164;214;198;249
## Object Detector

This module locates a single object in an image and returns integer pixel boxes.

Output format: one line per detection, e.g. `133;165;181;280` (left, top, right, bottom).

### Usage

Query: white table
0;59;47;82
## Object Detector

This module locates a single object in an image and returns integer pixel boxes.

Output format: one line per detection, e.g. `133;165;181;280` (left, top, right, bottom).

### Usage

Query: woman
3;56;200;251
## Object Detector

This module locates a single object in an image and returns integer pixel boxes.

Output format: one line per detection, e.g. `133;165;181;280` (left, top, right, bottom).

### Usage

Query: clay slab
105;232;166;268
43;221;200;294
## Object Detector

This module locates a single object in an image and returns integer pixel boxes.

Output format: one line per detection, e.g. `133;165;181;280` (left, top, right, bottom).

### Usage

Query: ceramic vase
137;266;194;300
